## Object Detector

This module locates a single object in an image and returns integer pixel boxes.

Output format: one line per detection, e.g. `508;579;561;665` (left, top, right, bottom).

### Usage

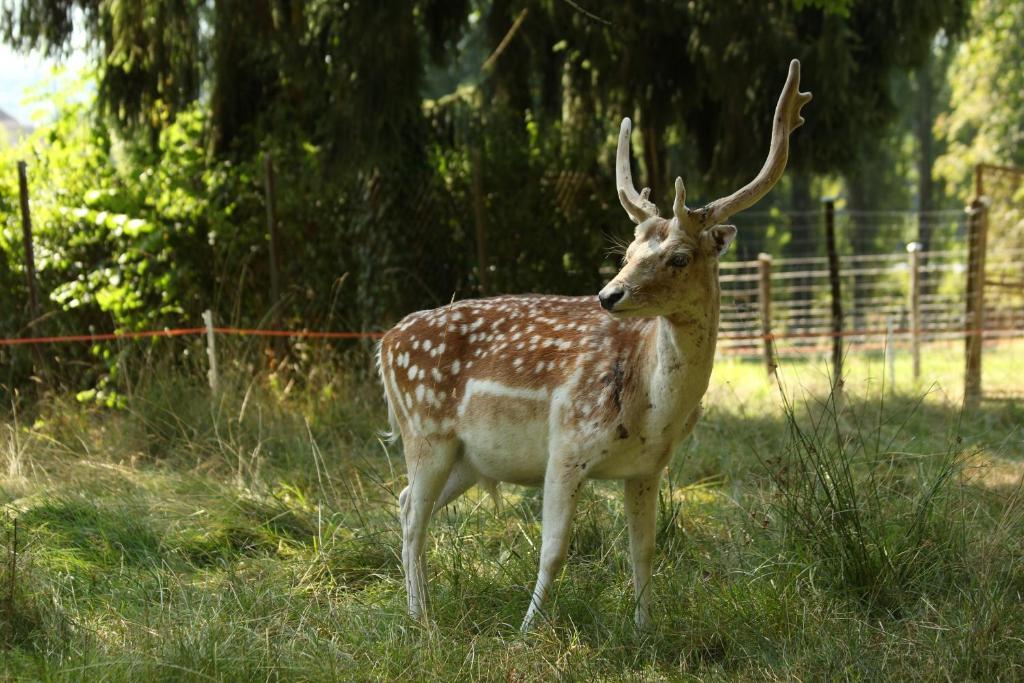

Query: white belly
456;379;551;485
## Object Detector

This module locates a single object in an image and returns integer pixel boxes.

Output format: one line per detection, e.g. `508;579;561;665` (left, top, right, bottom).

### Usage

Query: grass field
2;340;1023;680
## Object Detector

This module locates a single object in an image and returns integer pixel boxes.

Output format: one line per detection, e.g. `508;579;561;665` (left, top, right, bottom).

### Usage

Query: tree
477;1;967;257
2;0;470;158
936;0;1024;195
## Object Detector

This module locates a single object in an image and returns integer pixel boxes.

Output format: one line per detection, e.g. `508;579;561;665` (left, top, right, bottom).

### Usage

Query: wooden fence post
907;242;922;381
964;197;988;407
757;253;775;377
203;309;219;395
823;198;843;392
17;161;39;322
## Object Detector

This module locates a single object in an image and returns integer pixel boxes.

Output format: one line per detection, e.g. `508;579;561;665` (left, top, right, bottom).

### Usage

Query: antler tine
702;59;812;226
616;118;660;224
672;177;686;219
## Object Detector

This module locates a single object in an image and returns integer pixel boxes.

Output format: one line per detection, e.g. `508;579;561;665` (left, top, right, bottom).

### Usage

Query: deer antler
616;118;660;224
701;59;812;226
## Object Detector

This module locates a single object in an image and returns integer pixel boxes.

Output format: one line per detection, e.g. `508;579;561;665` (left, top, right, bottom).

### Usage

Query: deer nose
599;288;625;311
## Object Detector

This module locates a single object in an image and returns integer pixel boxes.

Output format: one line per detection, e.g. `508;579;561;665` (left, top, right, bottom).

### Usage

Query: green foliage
935;0;1024;249
936;0;1024;191
0;96;211;332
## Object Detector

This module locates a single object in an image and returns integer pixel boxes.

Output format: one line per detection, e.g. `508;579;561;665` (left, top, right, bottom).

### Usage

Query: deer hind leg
480;477;503;515
625;476;660;630
520;460;586;632
430;461;503;517
431;459;479;514
399;436;458;621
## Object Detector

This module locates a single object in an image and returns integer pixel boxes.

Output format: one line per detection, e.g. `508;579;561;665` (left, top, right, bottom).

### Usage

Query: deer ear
705;224;737;257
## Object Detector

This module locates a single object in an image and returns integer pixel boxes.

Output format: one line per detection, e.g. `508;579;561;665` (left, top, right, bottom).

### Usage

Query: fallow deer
378;59;811;631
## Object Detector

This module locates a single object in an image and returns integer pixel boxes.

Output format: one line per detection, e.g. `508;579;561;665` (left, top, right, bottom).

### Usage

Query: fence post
964;197;988;407
823;198;843;392
203;309;219;395
17;161;40;323
907;242;922;381
757;253;775;377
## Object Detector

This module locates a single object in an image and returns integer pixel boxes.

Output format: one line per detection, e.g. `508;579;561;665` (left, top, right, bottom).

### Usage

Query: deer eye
669;253;690;268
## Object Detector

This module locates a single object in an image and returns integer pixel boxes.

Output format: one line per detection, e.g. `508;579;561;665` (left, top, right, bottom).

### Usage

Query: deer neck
646;281;720;409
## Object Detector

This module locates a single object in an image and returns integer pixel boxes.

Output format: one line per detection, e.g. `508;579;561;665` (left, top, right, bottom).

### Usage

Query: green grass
1;342;1023;681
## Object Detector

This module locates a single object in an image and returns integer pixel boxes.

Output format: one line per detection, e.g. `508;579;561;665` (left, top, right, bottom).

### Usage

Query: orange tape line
0;327;383;346
0;328;206;346
212;327;384;340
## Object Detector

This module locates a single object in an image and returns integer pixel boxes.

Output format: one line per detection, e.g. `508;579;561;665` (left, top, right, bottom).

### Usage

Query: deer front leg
520;462;585;632
625;476;660;630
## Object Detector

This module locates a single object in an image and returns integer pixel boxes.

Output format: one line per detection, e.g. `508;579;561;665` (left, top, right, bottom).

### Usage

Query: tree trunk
208;0;275;156
914;60;937;295
788;170;814;257
846;169;877;331
639;112;666;208
915;64;935;250
786;169;815;339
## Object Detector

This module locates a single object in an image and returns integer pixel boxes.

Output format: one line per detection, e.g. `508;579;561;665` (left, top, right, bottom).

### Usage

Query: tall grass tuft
762;380;970;613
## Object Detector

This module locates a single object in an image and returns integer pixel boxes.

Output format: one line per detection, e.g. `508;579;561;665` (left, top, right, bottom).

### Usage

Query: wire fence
719;248;1024;348
717;199;1024;404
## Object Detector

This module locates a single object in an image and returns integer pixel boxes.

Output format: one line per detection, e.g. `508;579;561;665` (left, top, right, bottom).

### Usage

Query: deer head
599;59;812;317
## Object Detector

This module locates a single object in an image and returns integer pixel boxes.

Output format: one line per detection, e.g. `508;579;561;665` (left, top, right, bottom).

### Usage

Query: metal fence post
907;242;922;381
823;198;843;392
757;253;775;377
964;197;988;407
